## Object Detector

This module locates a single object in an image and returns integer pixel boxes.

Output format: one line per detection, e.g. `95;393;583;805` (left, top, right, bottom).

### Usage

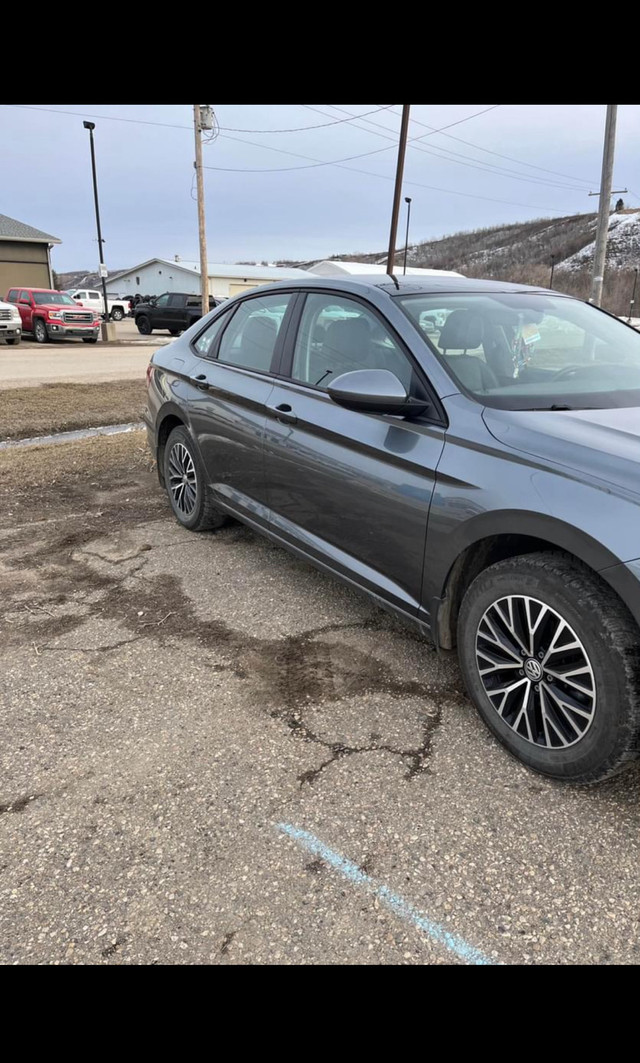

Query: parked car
135;292;217;336
5;287;100;343
0;296;22;345
67;288;129;321
144;274;640;784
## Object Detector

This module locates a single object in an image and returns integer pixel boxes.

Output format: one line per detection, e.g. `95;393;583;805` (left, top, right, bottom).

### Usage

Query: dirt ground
4;430;640;965
1;380;146;441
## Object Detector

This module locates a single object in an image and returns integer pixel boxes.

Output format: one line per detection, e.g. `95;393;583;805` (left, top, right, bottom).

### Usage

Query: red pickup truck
5;287;101;343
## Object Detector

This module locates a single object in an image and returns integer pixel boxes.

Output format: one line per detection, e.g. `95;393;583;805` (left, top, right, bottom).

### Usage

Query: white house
308;260;463;278
106;258;310;300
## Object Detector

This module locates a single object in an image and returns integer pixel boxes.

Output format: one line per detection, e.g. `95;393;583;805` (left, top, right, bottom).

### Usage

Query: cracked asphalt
3;430;640;964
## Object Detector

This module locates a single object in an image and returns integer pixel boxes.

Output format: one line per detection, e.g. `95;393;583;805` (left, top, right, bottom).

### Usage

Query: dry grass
1;379;146;441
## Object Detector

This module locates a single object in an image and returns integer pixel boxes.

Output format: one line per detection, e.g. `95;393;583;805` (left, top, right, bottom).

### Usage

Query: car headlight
48;311;63;320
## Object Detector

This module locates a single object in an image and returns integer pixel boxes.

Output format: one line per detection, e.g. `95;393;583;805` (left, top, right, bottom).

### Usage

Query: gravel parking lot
2;428;640;964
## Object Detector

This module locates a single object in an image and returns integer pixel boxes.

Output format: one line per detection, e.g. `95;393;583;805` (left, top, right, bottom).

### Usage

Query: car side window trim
277;288;448;427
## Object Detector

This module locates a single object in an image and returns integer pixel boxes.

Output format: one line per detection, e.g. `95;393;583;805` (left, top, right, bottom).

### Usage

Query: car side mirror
327;369;429;417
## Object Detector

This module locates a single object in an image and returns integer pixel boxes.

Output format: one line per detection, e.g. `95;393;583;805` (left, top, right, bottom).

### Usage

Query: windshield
33;292;76;306
398;292;640;410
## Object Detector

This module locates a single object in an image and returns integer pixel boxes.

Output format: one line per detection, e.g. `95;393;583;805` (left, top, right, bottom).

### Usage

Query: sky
3;103;640;273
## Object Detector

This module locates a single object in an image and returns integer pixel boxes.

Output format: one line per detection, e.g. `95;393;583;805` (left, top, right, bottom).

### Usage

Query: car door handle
267;402;297;425
191;373;209;390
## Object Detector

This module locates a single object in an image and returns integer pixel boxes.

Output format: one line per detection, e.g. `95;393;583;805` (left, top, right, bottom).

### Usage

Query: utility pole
193;104;210;317
549;253;555;290
589;105;620;307
386;105;411;276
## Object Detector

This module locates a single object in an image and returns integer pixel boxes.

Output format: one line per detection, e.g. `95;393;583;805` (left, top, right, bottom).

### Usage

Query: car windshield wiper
520;404;601;411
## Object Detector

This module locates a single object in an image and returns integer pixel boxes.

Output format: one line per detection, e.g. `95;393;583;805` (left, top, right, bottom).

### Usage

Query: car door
18;290;33;331
185;290;296;527
262;290;446;617
165;294;186;332
151;293;171;329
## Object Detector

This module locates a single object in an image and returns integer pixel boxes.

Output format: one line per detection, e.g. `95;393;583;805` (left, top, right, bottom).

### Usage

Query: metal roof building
106;258;310;300
308;260;463;278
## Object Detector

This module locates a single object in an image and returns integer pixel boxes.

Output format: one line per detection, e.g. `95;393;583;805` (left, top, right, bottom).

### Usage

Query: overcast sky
3;104;640;273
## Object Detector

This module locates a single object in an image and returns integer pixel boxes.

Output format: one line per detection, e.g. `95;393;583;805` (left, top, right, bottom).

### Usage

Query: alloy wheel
168;442;197;517
475;595;596;748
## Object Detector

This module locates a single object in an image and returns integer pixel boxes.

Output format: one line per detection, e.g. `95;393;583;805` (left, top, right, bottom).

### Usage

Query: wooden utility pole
386;105;411;276
193;104;209;317
590;105;618;307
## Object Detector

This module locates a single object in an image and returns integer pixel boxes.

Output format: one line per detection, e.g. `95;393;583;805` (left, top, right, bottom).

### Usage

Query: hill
278;209;640;315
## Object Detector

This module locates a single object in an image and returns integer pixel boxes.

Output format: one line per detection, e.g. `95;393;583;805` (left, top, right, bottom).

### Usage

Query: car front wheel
33;318;48;343
163;425;228;532
457;552;640;784
136;316;152;335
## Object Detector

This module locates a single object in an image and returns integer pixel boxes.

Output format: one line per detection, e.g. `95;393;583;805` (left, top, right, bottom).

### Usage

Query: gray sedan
144;274;640;784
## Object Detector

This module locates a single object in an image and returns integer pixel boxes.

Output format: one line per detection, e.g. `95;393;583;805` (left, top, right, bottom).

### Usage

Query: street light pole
386;105;411;276
403;197;412;275
628;267;639;323
549;254;555;289
82;121;110;335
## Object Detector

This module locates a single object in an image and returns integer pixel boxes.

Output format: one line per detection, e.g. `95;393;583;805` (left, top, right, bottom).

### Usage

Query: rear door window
216;294;292;373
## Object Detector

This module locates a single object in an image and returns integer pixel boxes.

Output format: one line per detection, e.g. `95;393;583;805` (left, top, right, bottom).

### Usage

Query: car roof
238;274;561;299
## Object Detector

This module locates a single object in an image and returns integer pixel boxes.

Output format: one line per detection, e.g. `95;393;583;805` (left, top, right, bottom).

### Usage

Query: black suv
135;292;217;336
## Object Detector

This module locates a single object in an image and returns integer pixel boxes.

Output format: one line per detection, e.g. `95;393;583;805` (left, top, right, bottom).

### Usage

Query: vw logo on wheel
524;657;543;681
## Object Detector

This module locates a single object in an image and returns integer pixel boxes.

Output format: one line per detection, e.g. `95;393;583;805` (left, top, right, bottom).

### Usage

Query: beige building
0;214;60;295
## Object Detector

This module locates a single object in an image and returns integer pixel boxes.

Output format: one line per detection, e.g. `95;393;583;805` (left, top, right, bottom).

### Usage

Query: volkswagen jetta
144;275;640;784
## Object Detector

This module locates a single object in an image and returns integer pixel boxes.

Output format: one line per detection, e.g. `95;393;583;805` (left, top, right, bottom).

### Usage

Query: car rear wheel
111;307;124;322
82;337;98;343
137;316;152;335
169;329;182;336
457;552;640;783
33;318;48;344
163;425;228;532
5;337;20;345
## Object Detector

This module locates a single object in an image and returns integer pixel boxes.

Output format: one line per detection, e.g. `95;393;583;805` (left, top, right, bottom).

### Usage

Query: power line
206;105;501;173
8;103;395;135
219;105;395;132
304;104;588;191
388;104;599;187
8;102;572;215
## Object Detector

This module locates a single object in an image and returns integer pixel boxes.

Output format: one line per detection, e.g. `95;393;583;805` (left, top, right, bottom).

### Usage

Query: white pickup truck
67;289;129;321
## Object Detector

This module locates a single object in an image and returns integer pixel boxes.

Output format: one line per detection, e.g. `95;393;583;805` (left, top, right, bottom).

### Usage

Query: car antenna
389;273;400;290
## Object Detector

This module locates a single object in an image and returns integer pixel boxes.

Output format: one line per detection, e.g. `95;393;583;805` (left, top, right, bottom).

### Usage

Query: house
308;260;463;278
0;214;61;295
105;258;310;300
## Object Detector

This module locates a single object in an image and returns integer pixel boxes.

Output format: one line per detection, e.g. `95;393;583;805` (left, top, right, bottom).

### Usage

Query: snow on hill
558;211;640;272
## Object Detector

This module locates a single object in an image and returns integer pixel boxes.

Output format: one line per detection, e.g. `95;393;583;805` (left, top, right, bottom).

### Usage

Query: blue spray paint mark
276;822;499;966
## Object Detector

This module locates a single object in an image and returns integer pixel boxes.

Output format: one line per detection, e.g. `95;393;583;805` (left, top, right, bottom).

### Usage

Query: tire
82;337;98;344
169;329;182;336
33;318;48;344
457;552;640;784
5;337;20;346
163;425;227;532
137;316;152;335
111;307;124;322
